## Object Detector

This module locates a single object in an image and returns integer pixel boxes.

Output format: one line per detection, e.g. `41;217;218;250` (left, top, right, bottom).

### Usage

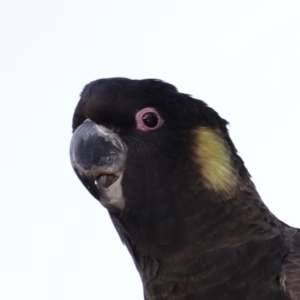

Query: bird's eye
142;112;158;128
135;108;164;131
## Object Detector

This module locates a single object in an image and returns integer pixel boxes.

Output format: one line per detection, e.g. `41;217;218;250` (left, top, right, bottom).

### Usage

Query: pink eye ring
135;108;164;131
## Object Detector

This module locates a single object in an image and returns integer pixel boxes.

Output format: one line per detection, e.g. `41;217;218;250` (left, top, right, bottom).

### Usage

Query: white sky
1;1;300;299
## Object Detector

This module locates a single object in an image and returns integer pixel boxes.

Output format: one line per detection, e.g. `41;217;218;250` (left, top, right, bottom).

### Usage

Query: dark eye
135;108;164;131
142;112;158;128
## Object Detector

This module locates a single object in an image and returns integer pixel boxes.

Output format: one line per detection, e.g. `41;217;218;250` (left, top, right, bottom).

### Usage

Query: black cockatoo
70;78;300;299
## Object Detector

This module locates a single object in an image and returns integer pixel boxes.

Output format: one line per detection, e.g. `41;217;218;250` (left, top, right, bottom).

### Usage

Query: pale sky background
1;1;300;299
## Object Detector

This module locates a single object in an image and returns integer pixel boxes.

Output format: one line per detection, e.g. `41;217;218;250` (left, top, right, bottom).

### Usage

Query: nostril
95;174;119;189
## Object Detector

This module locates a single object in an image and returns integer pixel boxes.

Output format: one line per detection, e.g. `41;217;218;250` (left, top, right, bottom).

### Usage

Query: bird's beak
70;119;127;212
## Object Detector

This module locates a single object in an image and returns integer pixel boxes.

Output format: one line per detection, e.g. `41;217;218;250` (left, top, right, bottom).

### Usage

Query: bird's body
70;78;300;299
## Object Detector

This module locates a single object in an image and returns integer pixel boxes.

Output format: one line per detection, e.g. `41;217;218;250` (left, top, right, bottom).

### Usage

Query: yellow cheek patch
192;127;239;194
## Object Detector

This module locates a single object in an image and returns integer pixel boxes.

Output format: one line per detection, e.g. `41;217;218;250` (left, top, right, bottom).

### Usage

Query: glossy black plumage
71;78;300;299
